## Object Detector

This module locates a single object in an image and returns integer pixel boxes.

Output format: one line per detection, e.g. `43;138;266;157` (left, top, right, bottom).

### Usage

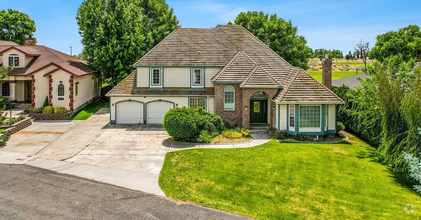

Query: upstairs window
151;68;161;86
192;68;202;86
8;54;19;67
224;86;235;110
58;84;65;101
189;97;206;109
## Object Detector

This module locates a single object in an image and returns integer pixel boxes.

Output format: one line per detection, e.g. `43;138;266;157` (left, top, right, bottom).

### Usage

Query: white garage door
116;101;143;124
147;101;173;124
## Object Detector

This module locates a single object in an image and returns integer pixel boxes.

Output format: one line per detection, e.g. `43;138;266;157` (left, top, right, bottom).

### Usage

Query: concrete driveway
0;120;80;164
38;108;170;174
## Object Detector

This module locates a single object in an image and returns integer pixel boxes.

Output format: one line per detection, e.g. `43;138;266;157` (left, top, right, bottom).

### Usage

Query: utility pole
70;46;73;56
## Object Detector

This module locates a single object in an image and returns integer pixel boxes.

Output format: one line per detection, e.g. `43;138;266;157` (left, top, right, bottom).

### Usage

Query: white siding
205;68;221;87
136;67;149;87
164;68;190;87
279;105;287;130
328;104;336;130
208;97;214;113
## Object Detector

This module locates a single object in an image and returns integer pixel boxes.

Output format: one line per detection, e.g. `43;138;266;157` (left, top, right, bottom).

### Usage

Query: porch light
112;103;114;106
272;105;275;110
245;105;248;110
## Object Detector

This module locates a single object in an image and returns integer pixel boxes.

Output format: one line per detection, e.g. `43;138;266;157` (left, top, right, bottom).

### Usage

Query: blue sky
2;0;421;56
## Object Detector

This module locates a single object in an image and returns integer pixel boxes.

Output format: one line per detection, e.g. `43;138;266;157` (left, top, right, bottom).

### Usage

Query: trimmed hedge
43;106;54;114
163;107;225;142
54;107;68;114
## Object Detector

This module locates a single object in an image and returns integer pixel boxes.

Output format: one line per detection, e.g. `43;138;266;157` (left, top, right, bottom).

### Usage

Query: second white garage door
147;101;173;124
116;101;143;124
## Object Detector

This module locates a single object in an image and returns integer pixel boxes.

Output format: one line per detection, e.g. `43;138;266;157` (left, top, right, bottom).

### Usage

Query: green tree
230;11;310;69
0;66;12;79
0;9;36;45
370;24;421;63
77;0;179;85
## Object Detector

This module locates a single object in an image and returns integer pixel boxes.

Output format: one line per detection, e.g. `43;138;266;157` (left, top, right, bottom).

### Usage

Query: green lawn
307;71;358;82
0;128;6;133
160;132;421;220
70;101;109;120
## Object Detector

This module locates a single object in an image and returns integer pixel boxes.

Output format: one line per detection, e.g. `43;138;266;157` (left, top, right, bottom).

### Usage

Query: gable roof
0;45;95;77
0;40;18;46
111;25;343;104
332;73;369;90
276;68;343;104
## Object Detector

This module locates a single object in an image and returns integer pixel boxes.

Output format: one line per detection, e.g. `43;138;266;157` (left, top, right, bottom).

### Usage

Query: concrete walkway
169;133;273;152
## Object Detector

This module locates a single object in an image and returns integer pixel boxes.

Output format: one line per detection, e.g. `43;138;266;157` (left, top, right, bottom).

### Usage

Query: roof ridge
275;68;301;103
240;65;259;87
237;25;292;68
258;65;281;86
106;70;136;96
133;28;181;66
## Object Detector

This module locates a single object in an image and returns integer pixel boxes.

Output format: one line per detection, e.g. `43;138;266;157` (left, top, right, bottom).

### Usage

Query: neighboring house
332;73;370;90
107;25;344;136
0;39;100;111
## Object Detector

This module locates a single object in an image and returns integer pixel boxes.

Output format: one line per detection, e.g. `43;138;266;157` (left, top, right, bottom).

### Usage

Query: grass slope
160;132;421;220
307;71;358;82
70;101;109;120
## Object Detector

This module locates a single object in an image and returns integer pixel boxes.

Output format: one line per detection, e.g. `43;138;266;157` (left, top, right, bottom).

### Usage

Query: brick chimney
322;55;332;90
24;38;37;46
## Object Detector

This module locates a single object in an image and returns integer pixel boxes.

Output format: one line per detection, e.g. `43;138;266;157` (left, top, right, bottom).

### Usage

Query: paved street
0;164;248;220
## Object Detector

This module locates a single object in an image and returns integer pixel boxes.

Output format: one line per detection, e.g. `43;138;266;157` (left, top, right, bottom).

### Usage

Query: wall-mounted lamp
272;105;275;110
245;105;248;110
112;103;114;106
176;103;178;107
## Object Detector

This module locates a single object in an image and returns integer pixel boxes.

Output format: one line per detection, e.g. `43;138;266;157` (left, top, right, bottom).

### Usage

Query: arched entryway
250;91;268;124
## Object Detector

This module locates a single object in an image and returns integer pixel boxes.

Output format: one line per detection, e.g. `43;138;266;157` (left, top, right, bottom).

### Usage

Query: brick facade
69;75;74;111
31;75;35;107
214;84;278;129
28;112;72;120
48;75;53;105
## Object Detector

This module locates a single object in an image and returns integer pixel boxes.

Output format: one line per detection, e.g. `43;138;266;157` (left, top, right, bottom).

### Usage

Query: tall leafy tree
230;11;311;69
77;0;179;85
0;9;36;45
370;25;421;63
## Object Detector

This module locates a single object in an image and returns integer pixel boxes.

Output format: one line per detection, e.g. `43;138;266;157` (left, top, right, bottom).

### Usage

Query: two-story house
0;39;100;111
106;25;344;136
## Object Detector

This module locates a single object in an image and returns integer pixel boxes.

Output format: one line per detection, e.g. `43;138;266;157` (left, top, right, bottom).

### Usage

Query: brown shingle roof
0;40;18;46
276;68;343;104
0;45;94;76
110;25;343;103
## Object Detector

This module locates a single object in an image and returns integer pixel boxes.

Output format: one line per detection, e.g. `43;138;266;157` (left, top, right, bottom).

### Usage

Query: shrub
274;130;290;139
43;106;54;114
43;96;49;107
196;130;219;143
27;107;43;113
337;122;345;133
241;128;251;137
222;129;243;138
0;134;10;148
294;133;309;141
163;107;224;142
54;107;68;114
403;152;421;194
3;116;25;125
222;119;231;129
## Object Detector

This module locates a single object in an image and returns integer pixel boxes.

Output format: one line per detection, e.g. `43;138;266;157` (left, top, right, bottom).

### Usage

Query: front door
25;80;32;102
250;100;267;123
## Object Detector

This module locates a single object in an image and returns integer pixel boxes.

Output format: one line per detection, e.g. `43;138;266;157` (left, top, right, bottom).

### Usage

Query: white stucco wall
136;67;149;87
2;49;26;68
74;74;97;109
50;70;70;109
32;65;57;107
110;96;214;121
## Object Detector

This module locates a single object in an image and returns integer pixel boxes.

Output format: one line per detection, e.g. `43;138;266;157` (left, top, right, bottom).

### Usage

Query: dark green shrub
0;134;10;148
54;107;68;114
0;96;10;110
43;106;54;114
337;122;345;133
196;130;219;143
222;119;231;129
43;96;49;107
163;107;224;142
274;130;290;139
294;133;309;141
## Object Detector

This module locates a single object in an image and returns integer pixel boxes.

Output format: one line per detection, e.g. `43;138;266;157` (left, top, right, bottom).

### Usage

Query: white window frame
8;54;19;67
189;97;207;110
299;104;322;132
224;86;235;110
289;105;295;131
191;68;203;87
150;68;162;87
57;84;65;101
